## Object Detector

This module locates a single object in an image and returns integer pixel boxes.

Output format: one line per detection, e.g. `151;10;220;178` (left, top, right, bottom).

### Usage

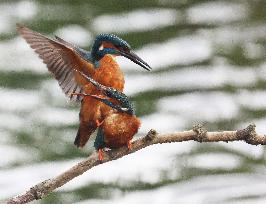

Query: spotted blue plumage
68;34;132;68
103;87;135;115
91;33;131;62
94;33;131;50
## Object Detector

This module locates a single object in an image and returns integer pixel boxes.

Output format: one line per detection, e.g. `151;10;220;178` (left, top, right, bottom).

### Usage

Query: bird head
77;70;134;115
91;34;151;71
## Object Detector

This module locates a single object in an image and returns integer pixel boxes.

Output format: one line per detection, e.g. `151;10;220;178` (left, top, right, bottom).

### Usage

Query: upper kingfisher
17;25;151;148
74;70;141;160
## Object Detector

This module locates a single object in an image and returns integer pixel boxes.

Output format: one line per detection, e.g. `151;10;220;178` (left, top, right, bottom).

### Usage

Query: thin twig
6;124;266;204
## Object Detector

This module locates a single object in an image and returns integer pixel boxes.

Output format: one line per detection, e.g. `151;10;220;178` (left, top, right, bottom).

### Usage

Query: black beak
119;50;151;71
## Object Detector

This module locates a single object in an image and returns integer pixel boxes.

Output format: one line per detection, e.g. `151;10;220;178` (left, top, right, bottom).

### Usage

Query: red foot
91;94;108;100
98;149;104;161
127;140;132;150
96;119;104;127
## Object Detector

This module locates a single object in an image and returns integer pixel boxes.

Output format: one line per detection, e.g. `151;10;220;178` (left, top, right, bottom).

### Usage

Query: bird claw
127;140;132;150
91;94;108;100
98;149;104;161
96;119;104;127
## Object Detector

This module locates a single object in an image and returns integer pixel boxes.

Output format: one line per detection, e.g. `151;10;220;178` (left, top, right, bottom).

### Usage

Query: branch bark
6;123;266;204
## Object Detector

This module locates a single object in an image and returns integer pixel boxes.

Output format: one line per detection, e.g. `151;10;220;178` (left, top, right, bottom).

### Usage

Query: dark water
0;0;266;203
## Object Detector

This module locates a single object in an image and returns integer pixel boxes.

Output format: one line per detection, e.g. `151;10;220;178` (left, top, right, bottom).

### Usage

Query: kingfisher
74;70;141;160
17;25;150;148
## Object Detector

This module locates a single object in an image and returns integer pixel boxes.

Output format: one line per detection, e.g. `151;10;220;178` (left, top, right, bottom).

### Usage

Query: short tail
74;122;97;148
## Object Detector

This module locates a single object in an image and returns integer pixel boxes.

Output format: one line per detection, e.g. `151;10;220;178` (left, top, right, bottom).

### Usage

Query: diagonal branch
6;124;266;204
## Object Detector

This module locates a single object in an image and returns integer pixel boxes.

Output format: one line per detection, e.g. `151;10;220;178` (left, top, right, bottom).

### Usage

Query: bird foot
98;149;104;161
96;119;104;127
127;140;132;150
90;94;109;100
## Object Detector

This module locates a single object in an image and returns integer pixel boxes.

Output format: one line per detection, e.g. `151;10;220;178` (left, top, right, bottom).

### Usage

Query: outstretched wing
17;24;95;102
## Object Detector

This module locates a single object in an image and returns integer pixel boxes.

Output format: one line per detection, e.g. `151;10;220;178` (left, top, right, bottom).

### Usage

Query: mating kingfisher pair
17;25;151;160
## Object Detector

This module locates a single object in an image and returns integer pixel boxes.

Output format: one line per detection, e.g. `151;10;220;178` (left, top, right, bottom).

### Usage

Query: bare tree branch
6;124;266;204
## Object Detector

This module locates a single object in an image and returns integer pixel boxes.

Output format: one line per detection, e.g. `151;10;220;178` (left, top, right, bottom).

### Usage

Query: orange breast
93;54;125;91
80;96;101;121
74;56;95;87
102;113;141;148
74;54;124;94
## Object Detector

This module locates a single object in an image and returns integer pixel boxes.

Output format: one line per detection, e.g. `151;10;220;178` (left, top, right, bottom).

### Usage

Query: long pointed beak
119;50;151;71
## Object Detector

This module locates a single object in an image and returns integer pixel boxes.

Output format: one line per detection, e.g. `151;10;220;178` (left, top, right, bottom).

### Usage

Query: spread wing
17;24;95;102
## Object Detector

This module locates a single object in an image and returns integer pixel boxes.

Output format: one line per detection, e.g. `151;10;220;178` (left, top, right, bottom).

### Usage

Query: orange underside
102;113;141;148
75;54;125;93
75;54;125;147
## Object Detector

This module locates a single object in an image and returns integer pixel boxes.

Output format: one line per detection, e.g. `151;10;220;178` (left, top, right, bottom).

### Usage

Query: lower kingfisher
17;25;150;148
74;71;141;160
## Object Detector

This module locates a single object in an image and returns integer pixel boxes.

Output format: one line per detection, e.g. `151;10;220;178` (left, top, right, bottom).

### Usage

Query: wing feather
17;24;95;102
